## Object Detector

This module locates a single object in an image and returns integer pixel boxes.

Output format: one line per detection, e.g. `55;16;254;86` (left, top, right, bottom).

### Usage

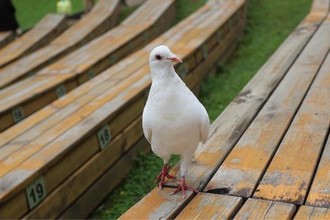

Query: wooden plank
176;193;243;219
306;134;330;207
310;0;330;15
119;187;193;220
59;137;149;219
0;14;67;67
0;31;15;49
204;14;330;199
50;0;121;47
23;116;143;218
0;45;71;89
165;1;327;194
294;206;330;219
254;46;330;204
234;198;296;220
0;0;121;89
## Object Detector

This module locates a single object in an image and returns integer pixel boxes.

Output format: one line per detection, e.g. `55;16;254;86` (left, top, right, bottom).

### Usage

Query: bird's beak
167;54;182;63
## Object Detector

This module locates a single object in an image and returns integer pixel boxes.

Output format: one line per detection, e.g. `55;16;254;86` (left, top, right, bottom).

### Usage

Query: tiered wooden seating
120;0;330;219
0;0;246;218
0;0;175;131
0;14;67;67
0;31;15;49
0;0;121;88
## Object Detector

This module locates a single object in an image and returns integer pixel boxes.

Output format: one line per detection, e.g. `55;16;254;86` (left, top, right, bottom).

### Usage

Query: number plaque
12;106;25;123
56;84;66;98
97;124;112;149
26;177;47;209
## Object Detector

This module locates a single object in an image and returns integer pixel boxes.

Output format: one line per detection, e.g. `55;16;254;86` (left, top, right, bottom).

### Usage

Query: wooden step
0;14;67;67
0;0;121;89
0;31;16;49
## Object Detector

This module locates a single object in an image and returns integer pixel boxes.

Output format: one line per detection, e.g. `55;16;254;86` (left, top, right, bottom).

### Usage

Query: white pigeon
142;45;210;197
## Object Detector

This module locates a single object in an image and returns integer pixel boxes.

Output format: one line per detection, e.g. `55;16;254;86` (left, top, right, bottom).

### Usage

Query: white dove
142;45;210;197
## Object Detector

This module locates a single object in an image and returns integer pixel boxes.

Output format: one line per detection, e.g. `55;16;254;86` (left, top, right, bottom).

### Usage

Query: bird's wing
142;112;152;143
200;109;210;144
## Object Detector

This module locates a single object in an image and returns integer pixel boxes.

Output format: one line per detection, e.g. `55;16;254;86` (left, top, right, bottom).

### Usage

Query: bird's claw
154;164;176;189
171;176;199;198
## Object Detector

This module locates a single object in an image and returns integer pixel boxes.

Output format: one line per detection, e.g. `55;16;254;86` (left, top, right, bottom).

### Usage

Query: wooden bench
120;0;330;219
0;31;16;49
0;0;175;132
0;0;246;218
0;14;67;67
0;0;121;89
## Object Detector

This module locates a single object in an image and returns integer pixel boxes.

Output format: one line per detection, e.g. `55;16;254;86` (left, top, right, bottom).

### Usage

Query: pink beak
167;54;182;63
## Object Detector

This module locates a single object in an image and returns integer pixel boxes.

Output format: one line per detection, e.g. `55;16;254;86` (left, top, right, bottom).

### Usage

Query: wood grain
294;206;330;219
306;134;330;207
234;198;296;220
59;138;150;219
254;27;330;204
0;31;15;49
0;14;67;67
119;188;193;220
176;193;243;219
0;0;121;89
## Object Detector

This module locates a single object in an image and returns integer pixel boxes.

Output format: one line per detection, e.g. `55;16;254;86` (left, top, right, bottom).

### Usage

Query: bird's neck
150;65;176;83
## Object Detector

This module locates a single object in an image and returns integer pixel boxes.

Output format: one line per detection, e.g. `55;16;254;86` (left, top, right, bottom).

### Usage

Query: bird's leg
171;176;198;198
154;163;176;189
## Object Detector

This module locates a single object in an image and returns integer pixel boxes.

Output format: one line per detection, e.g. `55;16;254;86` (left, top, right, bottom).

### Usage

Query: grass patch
12;0;84;30
91;0;311;218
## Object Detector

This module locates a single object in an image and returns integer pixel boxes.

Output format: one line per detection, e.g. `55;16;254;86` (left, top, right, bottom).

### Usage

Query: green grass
90;0;311;218
12;0;84;30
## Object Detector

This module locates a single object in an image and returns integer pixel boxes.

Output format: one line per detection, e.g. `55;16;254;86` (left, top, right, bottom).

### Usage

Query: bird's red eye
155;54;162;60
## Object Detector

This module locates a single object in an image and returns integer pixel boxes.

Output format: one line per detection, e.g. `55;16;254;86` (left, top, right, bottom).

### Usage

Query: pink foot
155;164;176;189
171;176;199;198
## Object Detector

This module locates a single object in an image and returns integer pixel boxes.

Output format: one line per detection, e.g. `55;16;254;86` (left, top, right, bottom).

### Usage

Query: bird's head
149;45;182;71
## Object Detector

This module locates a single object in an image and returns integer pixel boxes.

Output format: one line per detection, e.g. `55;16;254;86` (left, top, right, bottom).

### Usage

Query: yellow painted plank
294;206;330;219
0;31;15;49
176;193;243;219
306;134;330;207
0;0;121;89
119;188;193;220
60;138;149;219
234;198;296;220
254;44;330;204
204;14;330;199
0;14;67;67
